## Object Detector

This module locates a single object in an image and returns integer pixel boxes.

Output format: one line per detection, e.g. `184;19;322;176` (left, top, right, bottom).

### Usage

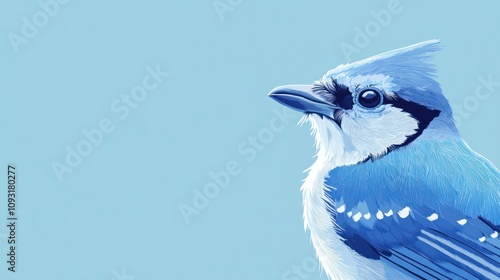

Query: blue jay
268;40;500;280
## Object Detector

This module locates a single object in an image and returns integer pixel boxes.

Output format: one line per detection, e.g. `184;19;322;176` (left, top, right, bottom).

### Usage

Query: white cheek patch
340;105;419;158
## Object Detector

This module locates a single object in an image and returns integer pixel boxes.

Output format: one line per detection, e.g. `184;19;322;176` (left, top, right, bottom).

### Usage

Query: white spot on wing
376;210;383;220
479;236;486;243
427;213;438;221
398;207;411;219
457;219;467;226
353;212;362;222
347;211;353;218
385;210;393;217
491;231;498;239
337;205;346;213
364;213;371;220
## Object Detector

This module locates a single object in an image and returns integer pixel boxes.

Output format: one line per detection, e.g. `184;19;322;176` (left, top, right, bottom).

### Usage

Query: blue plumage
328;140;500;224
269;40;500;279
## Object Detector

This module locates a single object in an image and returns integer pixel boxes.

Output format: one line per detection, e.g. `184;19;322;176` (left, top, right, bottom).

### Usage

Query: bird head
269;40;459;163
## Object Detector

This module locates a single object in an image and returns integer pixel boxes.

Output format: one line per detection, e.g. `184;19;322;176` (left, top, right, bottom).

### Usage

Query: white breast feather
301;114;387;280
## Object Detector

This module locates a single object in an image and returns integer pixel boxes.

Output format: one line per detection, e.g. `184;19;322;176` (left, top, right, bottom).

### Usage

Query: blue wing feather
333;203;500;279
325;139;500;279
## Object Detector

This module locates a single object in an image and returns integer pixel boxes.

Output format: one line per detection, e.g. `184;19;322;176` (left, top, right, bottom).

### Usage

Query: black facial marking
333;81;354;110
313;79;353;110
385;96;441;149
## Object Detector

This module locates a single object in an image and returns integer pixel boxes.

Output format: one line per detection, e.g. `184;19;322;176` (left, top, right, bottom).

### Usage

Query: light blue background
1;1;499;279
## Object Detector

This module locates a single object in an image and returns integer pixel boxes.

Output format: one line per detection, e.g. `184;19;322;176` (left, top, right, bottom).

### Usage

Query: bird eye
357;90;383;109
